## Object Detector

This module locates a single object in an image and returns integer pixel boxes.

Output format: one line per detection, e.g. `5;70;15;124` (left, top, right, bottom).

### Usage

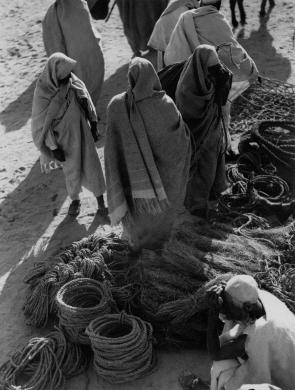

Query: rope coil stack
86;313;155;384
56;278;116;344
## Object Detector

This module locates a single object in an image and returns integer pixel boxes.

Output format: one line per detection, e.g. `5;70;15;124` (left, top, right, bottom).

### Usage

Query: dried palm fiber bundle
47;327;90;378
125;215;283;346
56;278;117;344
23;232;133;328
86;313;155;384
230;77;295;135
0;336;64;390
255;263;295;313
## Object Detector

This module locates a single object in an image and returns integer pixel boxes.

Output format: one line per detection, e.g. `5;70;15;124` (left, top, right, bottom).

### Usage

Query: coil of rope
252;122;295;168
56;278;117;345
219;174;291;215
0;336;64;390
48;327;90;378
23;233;130;329
86;312;155;384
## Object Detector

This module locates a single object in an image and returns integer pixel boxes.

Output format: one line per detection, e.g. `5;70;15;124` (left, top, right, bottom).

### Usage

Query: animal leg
230;0;238;28
259;0;267;16
237;0;246;25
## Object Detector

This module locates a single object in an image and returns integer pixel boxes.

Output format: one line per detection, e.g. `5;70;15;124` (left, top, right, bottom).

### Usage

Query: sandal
68;200;81;216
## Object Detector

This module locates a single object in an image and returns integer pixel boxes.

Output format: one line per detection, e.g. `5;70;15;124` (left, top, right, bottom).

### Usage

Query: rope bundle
56;278;116;344
23;232;130;328
0;328;89;390
0;336;64;390
253;121;295;168
86;313;155;384
48;327;90;378
219;173;291;215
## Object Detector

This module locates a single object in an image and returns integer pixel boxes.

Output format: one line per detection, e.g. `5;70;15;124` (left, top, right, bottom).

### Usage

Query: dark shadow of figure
0;79;37;133
229;0;275;28
236;7;292;82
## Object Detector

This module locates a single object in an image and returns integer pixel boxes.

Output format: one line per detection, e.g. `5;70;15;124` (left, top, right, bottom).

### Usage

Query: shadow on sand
0;79;37;133
236;7;292;81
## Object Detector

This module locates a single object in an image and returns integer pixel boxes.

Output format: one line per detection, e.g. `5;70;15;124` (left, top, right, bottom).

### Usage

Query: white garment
224;290;295;390
211;319;246;390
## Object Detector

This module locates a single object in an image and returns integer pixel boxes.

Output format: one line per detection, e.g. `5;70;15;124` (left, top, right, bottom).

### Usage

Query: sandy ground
0;0;294;388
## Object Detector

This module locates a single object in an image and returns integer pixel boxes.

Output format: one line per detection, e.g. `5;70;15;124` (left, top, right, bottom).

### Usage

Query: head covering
162;0;200;16
201;0;221;4
37;52;77;93
128;57;164;102
225;275;259;305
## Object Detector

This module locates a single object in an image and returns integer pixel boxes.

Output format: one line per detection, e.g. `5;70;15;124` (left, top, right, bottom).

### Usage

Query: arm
206;285;248;361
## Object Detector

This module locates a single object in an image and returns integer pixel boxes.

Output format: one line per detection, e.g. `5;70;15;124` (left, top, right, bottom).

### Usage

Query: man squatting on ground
206;275;295;390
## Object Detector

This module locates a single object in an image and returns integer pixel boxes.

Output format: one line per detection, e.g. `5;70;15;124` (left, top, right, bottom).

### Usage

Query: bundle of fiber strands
23;232;132;328
255;263;295;313
86;312;155;384
230;77;295;135
125;215;283;346
56;278;117;344
0;336;64;390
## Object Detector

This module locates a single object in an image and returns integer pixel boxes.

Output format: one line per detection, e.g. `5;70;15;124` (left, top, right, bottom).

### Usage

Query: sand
0;0;294;388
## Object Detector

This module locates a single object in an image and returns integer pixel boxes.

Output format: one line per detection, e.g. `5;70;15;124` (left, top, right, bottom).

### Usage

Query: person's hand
207;283;226;312
52;148;66;162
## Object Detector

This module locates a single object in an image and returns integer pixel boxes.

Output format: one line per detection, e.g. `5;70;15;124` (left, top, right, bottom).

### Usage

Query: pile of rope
0;327;88;390
252;121;295;170
21;216;295;351
56;278;117;344
231;77;295;135
220;172;291;213
23;233;133;327
86;313;155;384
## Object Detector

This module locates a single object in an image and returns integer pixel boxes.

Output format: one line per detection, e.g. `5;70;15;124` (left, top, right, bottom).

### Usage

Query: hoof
232;19;239;28
259;9;266;17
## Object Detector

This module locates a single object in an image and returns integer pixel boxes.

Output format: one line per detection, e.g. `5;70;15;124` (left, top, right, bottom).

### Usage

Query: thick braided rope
56;278;116;344
86;313;155;384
